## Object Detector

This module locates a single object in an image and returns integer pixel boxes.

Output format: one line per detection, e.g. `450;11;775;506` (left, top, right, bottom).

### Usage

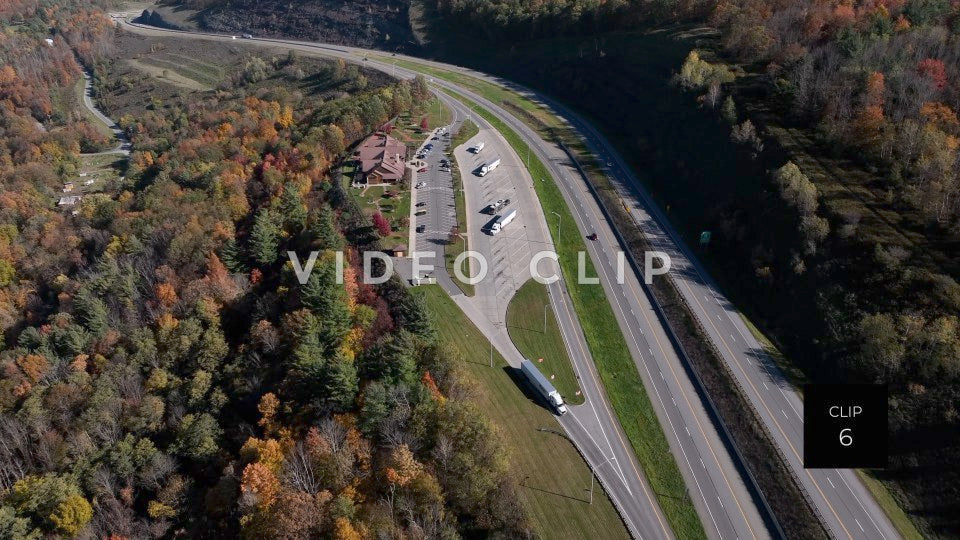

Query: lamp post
543;302;548;333
550;211;561;240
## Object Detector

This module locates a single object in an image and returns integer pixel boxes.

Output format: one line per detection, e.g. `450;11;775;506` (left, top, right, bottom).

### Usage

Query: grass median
506;280;584;405
414;285;630;540
444;119;479;296
438;86;705;539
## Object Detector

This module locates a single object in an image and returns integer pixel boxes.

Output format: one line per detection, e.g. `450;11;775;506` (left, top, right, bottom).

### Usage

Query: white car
415;182;426;188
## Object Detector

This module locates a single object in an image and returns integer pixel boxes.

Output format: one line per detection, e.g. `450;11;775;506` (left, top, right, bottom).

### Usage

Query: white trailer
473;141;485;153
478;158;500;176
490;209;517;234
520;359;568;415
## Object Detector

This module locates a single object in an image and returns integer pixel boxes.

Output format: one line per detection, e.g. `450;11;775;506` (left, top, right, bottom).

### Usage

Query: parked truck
478;158;500;176
489;209;517;234
520;359;568;415
473;141;485;153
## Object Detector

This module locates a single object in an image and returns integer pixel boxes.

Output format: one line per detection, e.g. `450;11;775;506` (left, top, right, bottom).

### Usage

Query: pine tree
74;289;109;334
300;260;351;349
220;239;248;273
309;206;343;250
279;184;307;234
249;209;281;267
323;353;358;410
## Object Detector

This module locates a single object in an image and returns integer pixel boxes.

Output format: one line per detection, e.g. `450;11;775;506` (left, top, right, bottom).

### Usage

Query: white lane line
827;477;835;489
855;519;864;532
781;409;789;420
700;458;706;469
762;382;769;390
730;334;736;342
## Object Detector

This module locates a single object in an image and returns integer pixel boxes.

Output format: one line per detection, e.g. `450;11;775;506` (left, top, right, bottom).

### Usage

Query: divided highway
115;16;899;540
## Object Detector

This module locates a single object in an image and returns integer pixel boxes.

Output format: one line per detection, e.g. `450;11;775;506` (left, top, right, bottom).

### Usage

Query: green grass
856;471;924;540
438;86;705;539
351;183;411;246
506;280;584;405
414;285;630;540
444;119;479;296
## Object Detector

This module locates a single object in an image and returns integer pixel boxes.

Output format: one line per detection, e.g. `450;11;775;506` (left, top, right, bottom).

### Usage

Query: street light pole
543;303;548;333
550;211;562;240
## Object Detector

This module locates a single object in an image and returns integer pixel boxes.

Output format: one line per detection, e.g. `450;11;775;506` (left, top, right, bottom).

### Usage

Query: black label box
803;384;887;469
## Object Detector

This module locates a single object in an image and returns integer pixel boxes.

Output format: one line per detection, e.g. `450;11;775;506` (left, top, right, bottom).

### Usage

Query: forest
428;0;960;534
0;3;533;537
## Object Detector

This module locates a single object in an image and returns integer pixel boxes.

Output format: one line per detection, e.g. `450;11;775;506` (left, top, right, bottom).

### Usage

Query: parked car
415;182;426;188
241;33;253;39
415;202;426;208
416;224;426;233
415;210;427;216
418;167;428;173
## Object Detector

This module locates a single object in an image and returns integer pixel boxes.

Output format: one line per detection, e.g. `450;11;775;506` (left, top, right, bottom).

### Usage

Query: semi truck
520;359;568;415
478;158;500;176
489;209;517;235
473;141;485;153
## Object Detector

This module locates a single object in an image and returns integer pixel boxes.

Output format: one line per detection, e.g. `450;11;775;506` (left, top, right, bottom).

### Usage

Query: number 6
839;428;853;447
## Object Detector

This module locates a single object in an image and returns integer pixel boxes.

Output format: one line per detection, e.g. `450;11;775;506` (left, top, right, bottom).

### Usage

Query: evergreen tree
300;260;351;349
73;289;109;334
322;353;358;410
249;209;282;267
219;238;248;273
279;183;307;234
309;206;343;250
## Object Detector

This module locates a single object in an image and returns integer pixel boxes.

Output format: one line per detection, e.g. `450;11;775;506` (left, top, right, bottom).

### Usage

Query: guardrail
557;139;824;540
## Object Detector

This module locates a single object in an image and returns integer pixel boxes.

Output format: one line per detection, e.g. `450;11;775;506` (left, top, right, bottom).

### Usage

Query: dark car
587;233;598;241
416;224;426;233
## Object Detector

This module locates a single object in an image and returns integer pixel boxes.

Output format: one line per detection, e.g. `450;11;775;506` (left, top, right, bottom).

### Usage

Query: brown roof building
354;133;407;184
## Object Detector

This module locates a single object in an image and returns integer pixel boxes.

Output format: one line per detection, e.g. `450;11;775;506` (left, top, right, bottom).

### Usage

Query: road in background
113;19;799;540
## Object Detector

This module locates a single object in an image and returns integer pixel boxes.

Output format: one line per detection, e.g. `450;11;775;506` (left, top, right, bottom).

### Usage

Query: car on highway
587;233;598;241
241;33;253;39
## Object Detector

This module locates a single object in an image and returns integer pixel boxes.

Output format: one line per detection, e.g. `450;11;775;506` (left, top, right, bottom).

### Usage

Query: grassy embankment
444;119;479;295
397;51;920;540
506;280;584;405
414;284;629;540
387;68;704;538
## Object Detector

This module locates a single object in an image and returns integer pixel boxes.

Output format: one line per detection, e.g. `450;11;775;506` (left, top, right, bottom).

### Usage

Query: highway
114;16;897;540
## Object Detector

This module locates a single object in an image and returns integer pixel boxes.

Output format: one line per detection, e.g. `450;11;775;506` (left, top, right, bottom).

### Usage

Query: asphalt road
115;19;767;540
80;70;131;156
440;92;676;540
115;18;899;540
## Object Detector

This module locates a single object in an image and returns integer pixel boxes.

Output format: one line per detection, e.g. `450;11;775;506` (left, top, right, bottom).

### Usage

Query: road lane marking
827;477;835;489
